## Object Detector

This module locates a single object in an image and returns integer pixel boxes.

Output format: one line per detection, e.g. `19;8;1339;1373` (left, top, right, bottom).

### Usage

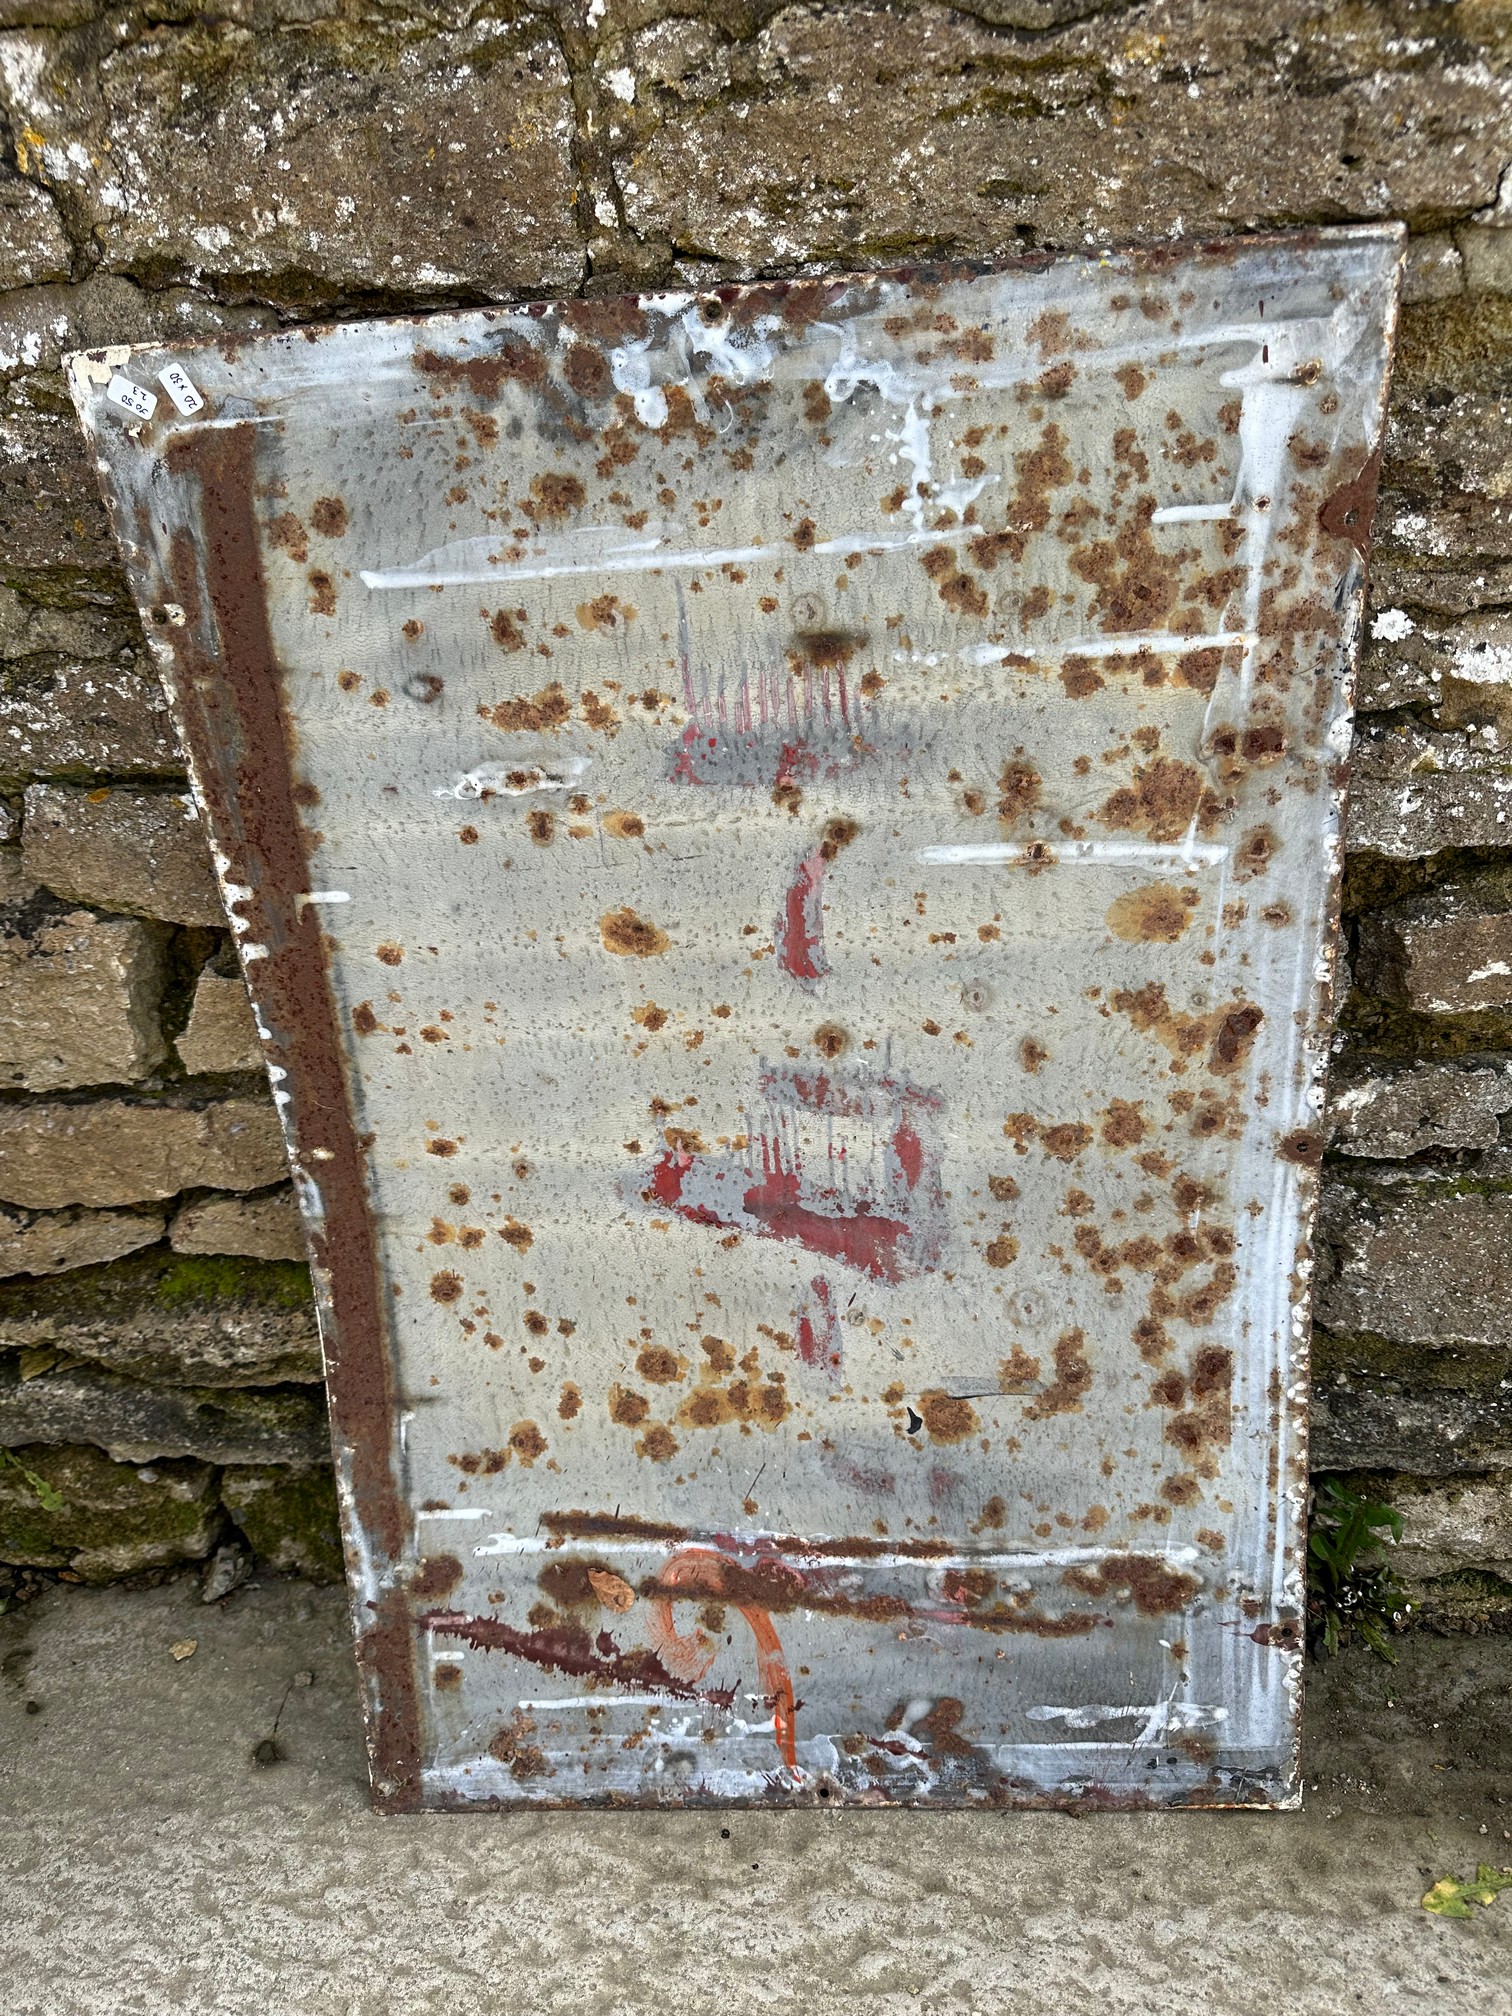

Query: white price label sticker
106;374;158;423
157;364;205;417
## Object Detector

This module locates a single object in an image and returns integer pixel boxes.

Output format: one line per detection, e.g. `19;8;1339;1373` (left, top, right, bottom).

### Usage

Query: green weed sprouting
1307;1477;1409;1662
0;1447;65;1513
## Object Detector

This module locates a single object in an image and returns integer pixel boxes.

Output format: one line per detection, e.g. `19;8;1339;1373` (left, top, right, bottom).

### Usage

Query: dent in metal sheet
69;229;1403;1812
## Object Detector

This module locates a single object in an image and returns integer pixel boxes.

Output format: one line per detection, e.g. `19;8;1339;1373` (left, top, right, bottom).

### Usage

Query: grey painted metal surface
69;229;1402;1810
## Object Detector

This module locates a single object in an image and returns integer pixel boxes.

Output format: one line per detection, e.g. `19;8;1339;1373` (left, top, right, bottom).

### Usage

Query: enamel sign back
70;227;1402;1810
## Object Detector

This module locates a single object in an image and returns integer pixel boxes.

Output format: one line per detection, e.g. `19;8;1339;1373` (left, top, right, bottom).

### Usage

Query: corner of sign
63;341;133;392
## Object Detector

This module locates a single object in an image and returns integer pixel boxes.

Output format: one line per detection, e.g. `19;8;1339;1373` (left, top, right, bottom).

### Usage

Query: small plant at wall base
0;1447;63;1512
1308;1478;1410;1662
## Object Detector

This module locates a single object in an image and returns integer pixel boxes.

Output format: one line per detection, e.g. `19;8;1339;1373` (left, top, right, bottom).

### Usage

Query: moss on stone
1397;293;1512;398
1337;988;1512;1061
0;1440;221;1581
1405;1568;1512;1631
0;1245;313;1330
220;1463;342;1582
1312;1327;1511;1395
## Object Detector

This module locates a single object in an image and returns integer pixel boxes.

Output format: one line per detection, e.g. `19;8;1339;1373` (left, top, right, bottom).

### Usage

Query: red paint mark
647;1548;797;1770
668;659;878;790
743;1149;911;1282
892;1119;923;1190
777;847;828;986
795;1275;841;1374
637;1060;946;1283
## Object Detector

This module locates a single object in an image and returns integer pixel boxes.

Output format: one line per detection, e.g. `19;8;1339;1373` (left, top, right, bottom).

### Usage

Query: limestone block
0;1241;318;1385
1328;1063;1512;1160
1355;869;1512;1015
606;2;1510;269
0;16;581;300
0;657;180;783
1316;1171;1512;1352
0;1095;287;1208
0;1440;221;1581
0;1203;165;1277
0;910;166;1091
0;173;70;289
0;1355;328;1464
22;783;222;926
170;1188;304;1265
1347;725;1512;859
221;1464;342;1582
176;968;261;1076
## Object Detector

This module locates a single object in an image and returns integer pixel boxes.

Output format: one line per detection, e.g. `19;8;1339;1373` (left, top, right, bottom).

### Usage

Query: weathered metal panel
69;229;1402;1810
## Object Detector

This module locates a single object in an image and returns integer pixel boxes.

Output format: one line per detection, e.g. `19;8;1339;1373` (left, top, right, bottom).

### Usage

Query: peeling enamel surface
70;230;1400;1812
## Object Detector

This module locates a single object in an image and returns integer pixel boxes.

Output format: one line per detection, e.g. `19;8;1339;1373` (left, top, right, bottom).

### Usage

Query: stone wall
0;0;1509;1617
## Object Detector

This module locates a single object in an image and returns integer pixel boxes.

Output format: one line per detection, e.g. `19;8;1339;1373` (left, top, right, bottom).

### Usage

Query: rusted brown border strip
162;423;421;1811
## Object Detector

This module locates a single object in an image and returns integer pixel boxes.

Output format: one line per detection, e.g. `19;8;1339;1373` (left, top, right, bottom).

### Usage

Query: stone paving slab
1;1578;1510;2016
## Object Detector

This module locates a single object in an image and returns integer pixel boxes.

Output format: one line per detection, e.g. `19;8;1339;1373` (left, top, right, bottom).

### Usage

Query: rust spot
1061;1555;1201;1615
919;1395;975;1443
529;472;586;520
1041;1123;1093;1162
792;517;817;551
636;1345;683;1384
987;1174;1019;1203
604;809;645;839
310;496;348;538
813;1021;849;1059
411;1554;463;1599
601;907;669;957
1097;758;1220;844
921;546;988;617
415;340;545;399
1318;446;1382;560
266;511;308;563
820;817;860;862
638;1424;679;1462
481;683;573;736
985;1234;1019;1268
581;689;619;733
307;571;336;617
376;943;404;966
1279;1129;1323;1166
558;1382;581;1421
1209;1003;1264;1074
918;1696;972;1757
1234;826;1276;881
564;342;612;398
1060;656;1104;700
1024;1330;1091;1419
352;1001;380;1036
998;1345;1040;1391
1105;882;1196;944
997;758;1042;830
510;1420;547;1467
609;1385;650;1427
430;1270;464;1304
527;807;554;846
499;1217;533;1253
1100;1098;1147;1147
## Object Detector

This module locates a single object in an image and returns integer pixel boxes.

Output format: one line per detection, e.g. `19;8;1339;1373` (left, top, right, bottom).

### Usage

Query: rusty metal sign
69;228;1402;1810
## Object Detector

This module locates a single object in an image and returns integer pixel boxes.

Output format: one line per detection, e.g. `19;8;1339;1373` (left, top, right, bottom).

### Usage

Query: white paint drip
915;838;1229;870
440;758;591;798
